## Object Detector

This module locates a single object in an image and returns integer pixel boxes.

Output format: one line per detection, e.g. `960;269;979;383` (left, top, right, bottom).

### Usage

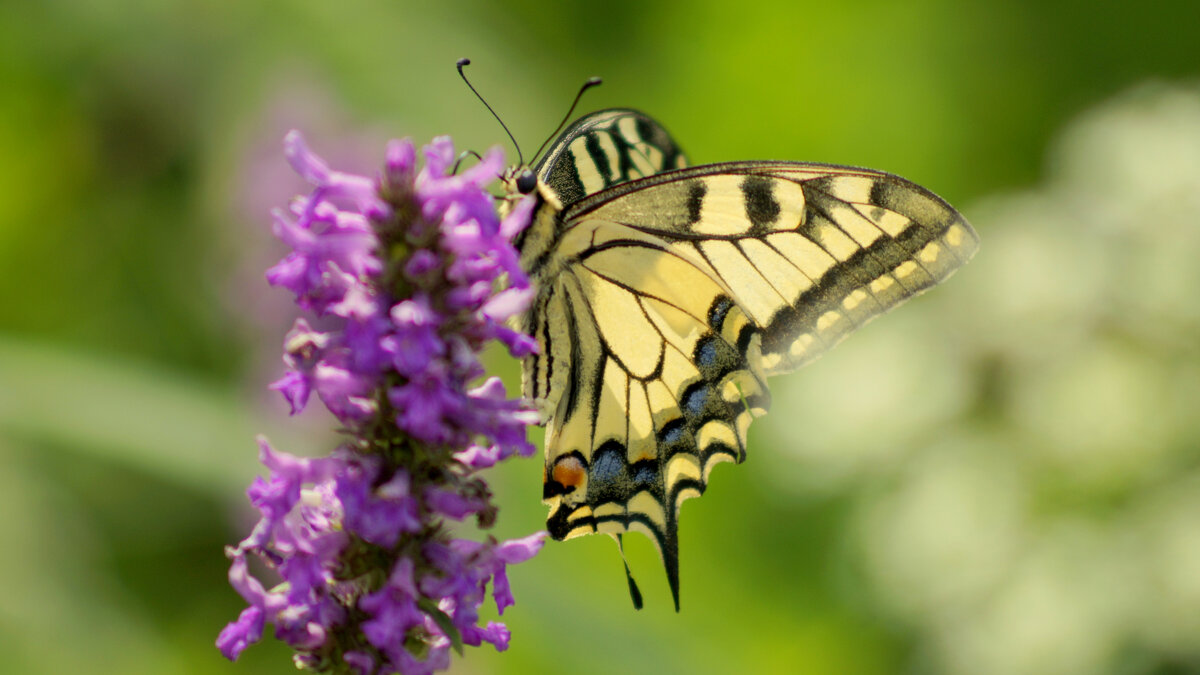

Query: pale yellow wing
531;219;769;610
566;161;979;374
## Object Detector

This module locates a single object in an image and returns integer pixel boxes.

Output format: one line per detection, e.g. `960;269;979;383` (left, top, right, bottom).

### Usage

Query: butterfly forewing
512;110;978;610
535;108;689;207
568;161;980;373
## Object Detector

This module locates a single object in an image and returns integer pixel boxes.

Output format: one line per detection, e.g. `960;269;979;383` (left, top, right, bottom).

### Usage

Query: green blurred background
3;1;1199;673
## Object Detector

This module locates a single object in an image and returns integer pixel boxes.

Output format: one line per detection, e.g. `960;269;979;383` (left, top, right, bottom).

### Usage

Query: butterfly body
501;109;978;609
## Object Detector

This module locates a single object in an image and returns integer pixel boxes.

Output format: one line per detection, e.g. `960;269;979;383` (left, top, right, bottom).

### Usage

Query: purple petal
284;130;332;185
343;651;375;675
481;286;534;322
421;136;457;178
404;248;440;280
424;486;486;520
269;370;311;415
488;323;539;358
480;621;511;651
496;531;549;565
391;293;441;328
258;436;339;484
385;138;416;180
385;295;446;377
341;313;391;374
273;616;328;651
226;554;269;607
313;362;377;420
500;195;535;239
454;443;501;469
360;589;424;651
389;372;463;444
217;606;265;660
490;533;547;615
492;566;515;615
338;463;420;548
388;557;419;598
264;248;310;298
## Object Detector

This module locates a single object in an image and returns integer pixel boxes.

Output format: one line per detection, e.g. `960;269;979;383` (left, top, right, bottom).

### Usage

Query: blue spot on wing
630;460;660;490
660;420;684;445
682;383;711;418
659;418;692;458
590;442;627;485
708;296;733;331
695;337;719;369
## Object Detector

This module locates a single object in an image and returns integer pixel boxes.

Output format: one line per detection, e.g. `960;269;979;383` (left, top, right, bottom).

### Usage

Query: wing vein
580;262;710;327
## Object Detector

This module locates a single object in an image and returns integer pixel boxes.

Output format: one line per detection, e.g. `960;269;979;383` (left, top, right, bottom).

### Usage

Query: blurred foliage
1;1;1198;674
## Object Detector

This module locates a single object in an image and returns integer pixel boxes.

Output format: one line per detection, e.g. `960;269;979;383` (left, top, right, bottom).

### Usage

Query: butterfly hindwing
510;110;978;610
537;219;770;608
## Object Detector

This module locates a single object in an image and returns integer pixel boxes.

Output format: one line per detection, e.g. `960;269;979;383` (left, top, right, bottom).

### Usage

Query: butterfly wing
516;112;978;610
564;161;980;373
535;108;690;204
534;217;770;610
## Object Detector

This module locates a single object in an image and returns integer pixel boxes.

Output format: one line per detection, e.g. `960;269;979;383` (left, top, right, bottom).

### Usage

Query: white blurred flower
765;310;974;491
776;82;1200;675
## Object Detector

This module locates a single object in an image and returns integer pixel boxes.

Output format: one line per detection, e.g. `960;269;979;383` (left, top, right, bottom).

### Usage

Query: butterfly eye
515;170;537;194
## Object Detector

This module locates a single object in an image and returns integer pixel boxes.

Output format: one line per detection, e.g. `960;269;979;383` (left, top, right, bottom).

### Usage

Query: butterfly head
499;164;539;203
500;163;559;207
514;167;538;195
498;164;560;227
499;163;536;194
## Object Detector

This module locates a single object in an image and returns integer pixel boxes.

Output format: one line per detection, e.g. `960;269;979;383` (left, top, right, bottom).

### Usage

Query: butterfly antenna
530;76;603;164
457;58;524;165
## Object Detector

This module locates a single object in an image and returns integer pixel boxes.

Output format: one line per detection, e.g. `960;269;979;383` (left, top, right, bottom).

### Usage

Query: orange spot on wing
551;456;586;489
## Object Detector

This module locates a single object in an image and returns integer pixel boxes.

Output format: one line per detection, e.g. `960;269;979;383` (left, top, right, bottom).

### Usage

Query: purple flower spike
221;131;544;674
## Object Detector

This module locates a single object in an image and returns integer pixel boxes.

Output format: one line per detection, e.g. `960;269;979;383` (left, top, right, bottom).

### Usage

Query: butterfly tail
664;520;681;612
615;534;645;610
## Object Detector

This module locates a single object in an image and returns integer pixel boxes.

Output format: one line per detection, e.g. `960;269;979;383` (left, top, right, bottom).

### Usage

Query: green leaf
418;598;464;656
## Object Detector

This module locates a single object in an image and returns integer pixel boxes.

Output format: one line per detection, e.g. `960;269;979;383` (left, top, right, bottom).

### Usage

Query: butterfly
498;108;978;610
